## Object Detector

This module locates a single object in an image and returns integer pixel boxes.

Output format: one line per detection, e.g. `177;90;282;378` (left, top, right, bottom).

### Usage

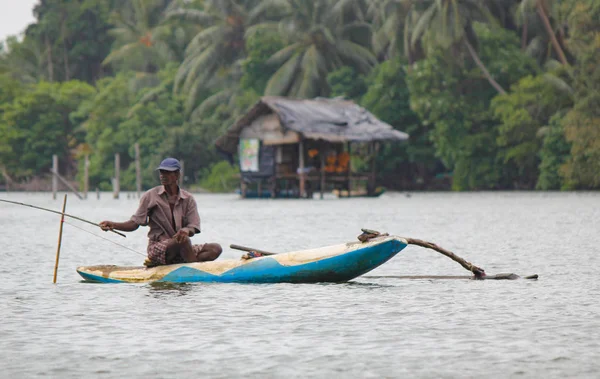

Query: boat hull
77;235;407;284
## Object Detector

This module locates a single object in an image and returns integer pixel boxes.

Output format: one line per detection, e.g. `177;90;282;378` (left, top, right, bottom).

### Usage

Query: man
99;157;222;267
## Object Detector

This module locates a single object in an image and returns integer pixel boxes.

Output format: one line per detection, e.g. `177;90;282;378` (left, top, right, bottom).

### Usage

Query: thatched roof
215;96;409;154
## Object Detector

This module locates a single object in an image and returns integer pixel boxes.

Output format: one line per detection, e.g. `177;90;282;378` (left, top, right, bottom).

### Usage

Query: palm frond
335;40;376;73
266;43;302;66
297;45;325;98
247;0;291;24
245;22;281;39
265;52;303;96
542;72;574;98
192;89;236;118
411;3;437;47
166;9;216;26
102;43;142;65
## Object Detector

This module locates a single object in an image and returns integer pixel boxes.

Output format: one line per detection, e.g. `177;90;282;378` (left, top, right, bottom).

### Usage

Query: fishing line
63;220;146;257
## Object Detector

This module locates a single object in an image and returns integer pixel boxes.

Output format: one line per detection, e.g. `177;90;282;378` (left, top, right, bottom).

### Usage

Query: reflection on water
1;191;599;378
147;281;194;297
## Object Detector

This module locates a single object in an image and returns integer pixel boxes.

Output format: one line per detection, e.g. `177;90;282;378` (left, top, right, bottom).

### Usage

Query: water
0;191;598;378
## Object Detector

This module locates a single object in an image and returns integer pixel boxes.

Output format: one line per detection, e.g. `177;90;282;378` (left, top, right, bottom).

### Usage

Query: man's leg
192;243;223;262
164;238;222;263
164;236;195;264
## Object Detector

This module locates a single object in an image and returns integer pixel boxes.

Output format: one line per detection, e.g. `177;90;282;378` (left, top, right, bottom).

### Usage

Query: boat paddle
0;198;126;238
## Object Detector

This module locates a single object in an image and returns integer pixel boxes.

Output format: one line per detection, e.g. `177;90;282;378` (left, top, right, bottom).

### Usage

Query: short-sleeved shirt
130;186;201;242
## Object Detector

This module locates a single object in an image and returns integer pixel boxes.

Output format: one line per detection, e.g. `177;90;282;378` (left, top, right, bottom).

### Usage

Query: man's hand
174;229;190;243
99;221;114;231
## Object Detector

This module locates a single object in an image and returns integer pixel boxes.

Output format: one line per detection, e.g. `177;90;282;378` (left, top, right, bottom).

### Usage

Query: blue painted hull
77;235;407;284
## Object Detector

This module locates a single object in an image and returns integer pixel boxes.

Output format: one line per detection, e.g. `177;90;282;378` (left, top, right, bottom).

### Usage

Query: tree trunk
521;16;528;51
536;0;568;65
61;12;70;81
463;39;507;95
45;33;53;82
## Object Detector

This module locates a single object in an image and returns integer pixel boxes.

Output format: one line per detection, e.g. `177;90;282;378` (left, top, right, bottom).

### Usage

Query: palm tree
264;0;377;98
515;0;569;66
367;0;424;63
167;0;281;113
409;0;507;94
0;36;48;83
103;0;178;74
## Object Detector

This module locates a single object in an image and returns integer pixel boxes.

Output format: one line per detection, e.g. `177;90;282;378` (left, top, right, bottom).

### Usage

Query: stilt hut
215;96;409;198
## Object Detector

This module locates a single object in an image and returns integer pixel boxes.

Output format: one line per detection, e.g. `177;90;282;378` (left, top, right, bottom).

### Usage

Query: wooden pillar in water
83;155;89;200
113;153;120;199
241;180;247;198
298;139;305;198
368;142;379;196
180;159;185;189
52;154;58;200
346;142;352;197
135;143;141;198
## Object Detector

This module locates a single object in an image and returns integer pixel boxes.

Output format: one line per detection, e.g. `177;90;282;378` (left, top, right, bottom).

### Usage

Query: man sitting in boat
99;157;222;267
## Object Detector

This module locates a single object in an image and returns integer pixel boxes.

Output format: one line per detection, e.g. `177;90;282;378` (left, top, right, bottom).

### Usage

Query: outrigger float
77;232;408;284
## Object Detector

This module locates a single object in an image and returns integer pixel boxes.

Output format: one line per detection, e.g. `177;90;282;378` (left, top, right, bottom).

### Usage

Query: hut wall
239;113;299;145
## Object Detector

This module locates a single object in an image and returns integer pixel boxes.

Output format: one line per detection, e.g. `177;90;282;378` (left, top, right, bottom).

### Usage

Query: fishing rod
0;198;126;238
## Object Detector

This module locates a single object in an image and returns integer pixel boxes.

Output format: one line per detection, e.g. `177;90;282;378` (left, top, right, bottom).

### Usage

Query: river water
0;191;598;378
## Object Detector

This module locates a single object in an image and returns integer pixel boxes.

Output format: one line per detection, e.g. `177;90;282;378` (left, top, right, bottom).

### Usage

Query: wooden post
320;143;325;200
368;142;379;196
53;194;67;283
52;154;58;200
50;170;83;199
346;142;352;197
241;180;247;198
113;153;120;199
270;177;276;199
298;139;305;198
96;187;100;200
135;143;141;198
180;159;185;188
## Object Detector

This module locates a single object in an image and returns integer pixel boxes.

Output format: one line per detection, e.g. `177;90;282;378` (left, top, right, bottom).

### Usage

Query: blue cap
156;157;181;171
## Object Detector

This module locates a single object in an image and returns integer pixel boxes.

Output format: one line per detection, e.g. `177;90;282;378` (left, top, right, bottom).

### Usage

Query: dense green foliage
0;0;598;191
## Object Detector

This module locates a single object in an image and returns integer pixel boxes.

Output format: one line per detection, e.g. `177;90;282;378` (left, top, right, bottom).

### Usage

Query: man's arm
99;220;139;232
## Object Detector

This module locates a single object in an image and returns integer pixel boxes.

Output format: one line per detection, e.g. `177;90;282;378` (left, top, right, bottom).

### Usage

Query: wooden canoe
76;235;408;284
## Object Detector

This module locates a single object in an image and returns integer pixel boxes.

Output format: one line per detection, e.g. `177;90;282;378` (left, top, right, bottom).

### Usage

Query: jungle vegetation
0;0;598;191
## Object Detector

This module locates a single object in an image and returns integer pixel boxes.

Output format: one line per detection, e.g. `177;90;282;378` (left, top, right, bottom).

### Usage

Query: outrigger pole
0;198;126;238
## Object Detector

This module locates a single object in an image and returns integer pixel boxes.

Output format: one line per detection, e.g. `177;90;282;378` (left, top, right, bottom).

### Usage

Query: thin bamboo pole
53;194;67;283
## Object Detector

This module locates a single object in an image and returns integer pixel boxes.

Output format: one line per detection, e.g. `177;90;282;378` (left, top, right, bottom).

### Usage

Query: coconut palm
103;0;179;75
167;0;283;113
408;0;507;94
264;0;377;98
367;0;424;62
515;0;569;65
0;36;47;83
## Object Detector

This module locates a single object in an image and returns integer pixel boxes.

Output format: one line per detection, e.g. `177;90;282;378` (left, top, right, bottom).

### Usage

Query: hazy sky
0;0;38;43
